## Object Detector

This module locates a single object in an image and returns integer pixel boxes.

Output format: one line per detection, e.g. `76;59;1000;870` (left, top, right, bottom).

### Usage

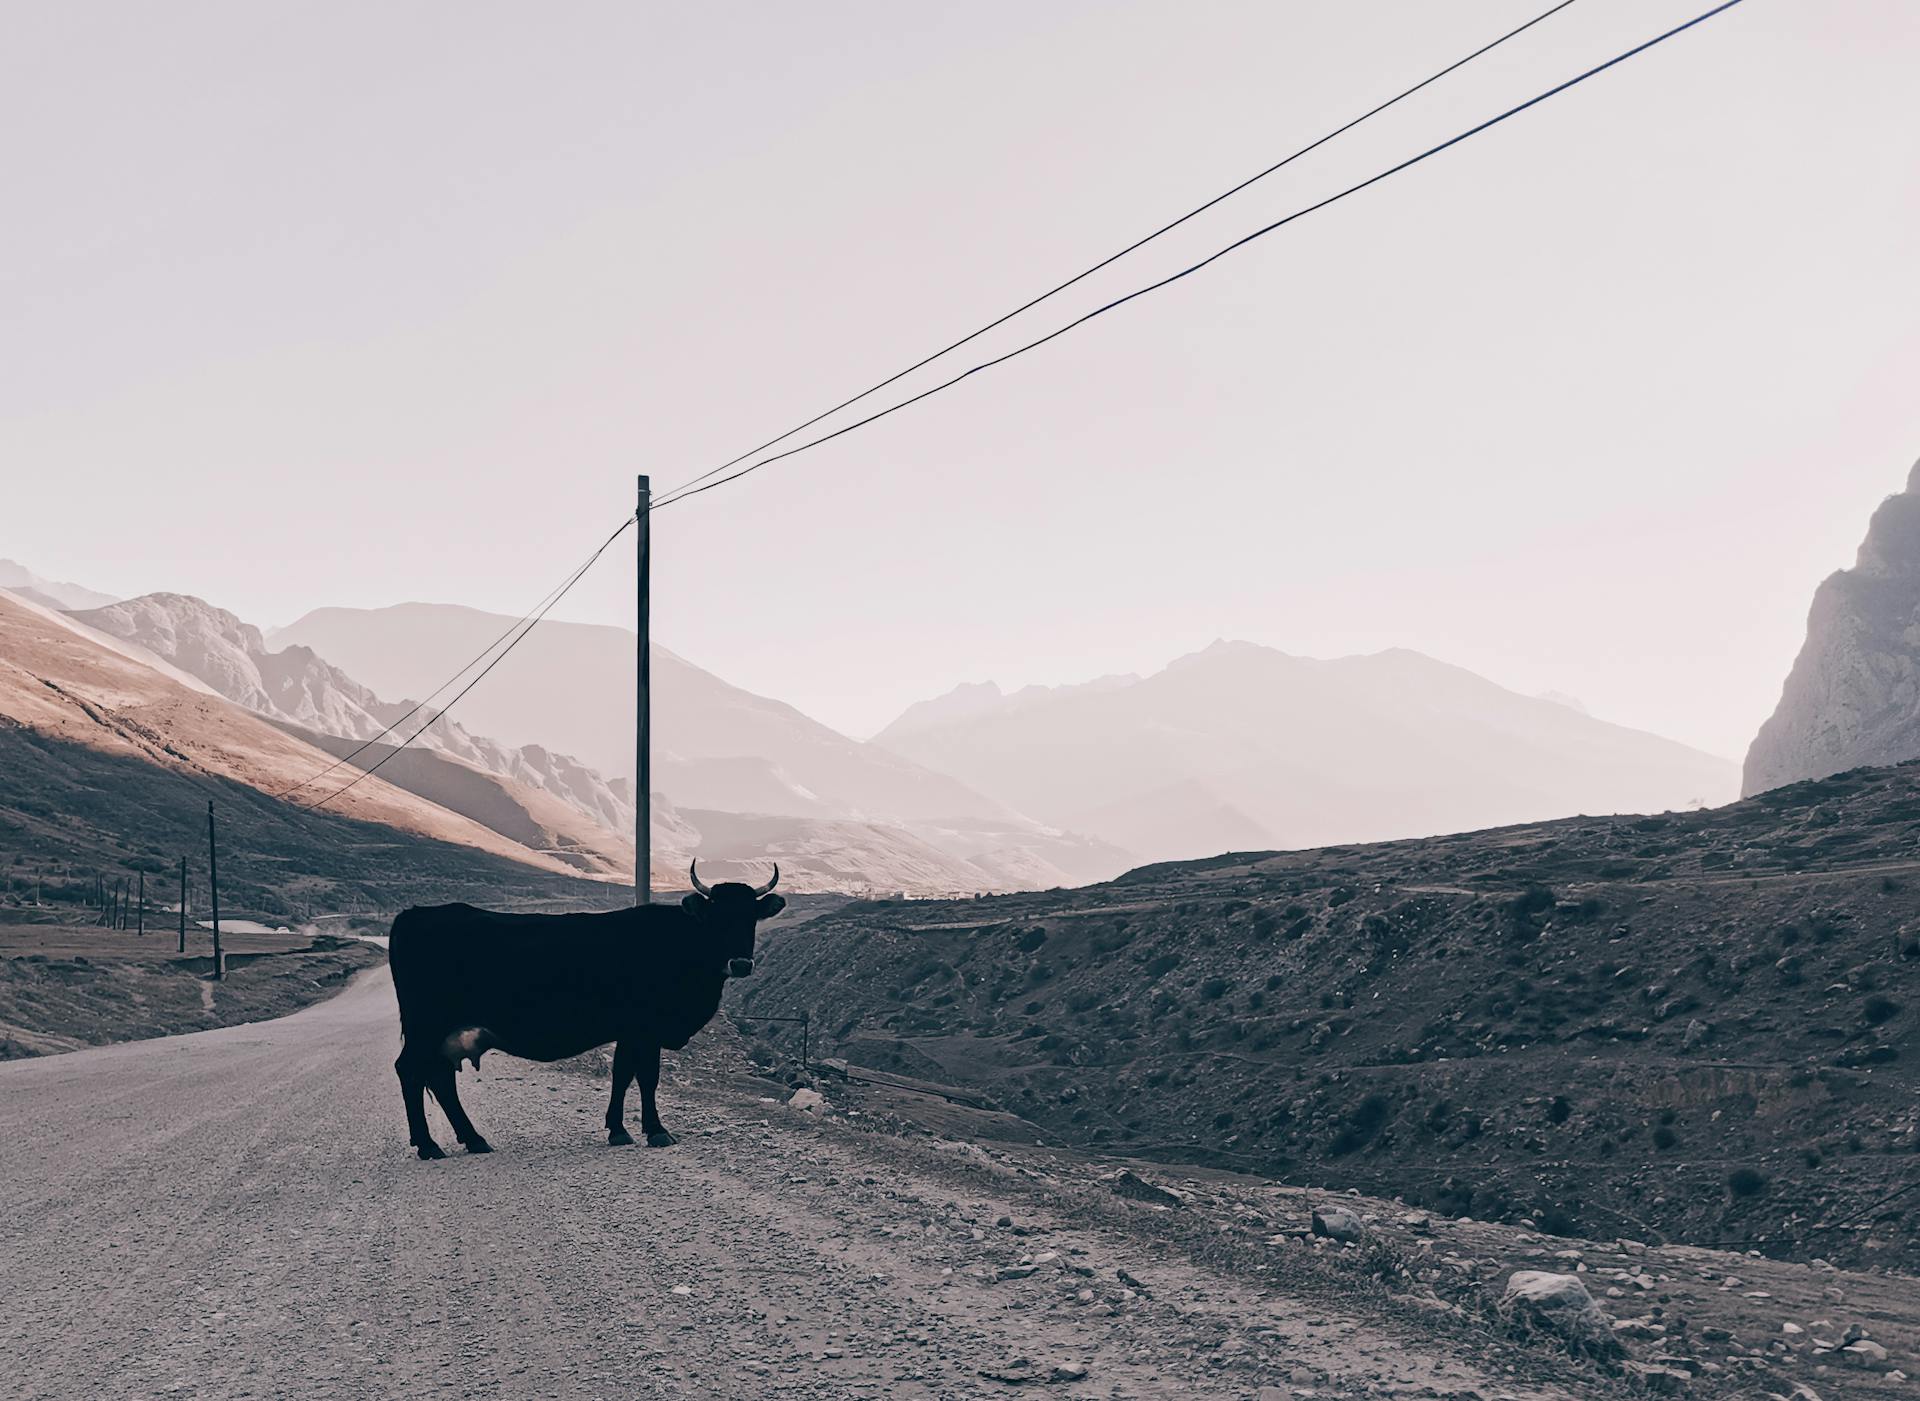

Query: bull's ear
756;893;786;920
681;893;710;918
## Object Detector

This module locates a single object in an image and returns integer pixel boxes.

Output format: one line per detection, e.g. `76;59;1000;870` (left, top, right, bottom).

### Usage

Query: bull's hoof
607;1128;635;1147
645;1130;678;1148
464;1137;492;1155
416;1140;447;1161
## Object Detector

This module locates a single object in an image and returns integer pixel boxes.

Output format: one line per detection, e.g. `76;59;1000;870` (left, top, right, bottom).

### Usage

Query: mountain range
0;559;117;613
874;640;1739;860
69;593;635;876
4;585;1120;894
2;560;1758;899
273;602;1129;890
0;590;611;901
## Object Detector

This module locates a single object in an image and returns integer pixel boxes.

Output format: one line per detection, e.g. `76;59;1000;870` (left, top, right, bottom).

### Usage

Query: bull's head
683;860;784;977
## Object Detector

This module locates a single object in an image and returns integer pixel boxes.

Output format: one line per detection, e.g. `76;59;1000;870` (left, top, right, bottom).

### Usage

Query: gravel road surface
0;970;1601;1399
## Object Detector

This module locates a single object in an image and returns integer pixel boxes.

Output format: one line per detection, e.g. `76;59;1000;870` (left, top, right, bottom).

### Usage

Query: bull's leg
637;1043;676;1148
427;1062;491;1154
395;1049;445;1160
605;1039;636;1146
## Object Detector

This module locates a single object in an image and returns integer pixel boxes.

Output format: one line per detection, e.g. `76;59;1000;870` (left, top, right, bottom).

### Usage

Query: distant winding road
0;970;1593;1399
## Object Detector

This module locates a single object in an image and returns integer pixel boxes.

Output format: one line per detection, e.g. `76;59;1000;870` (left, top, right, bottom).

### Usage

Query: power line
293;0;1744;811
270;527;630;802
649;0;1585;511
653;0;1746;514
299;514;636;814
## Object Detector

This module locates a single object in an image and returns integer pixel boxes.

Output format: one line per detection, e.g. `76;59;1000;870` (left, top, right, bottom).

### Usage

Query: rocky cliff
1745;458;1920;795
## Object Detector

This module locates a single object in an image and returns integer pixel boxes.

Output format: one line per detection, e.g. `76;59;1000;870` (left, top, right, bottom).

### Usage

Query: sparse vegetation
1726;1166;1769;1198
744;762;1920;1267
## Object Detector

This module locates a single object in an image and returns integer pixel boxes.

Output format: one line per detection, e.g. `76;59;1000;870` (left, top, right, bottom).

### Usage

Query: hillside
0;593;620;917
876;641;1740;862
275;602;1128;888
1747;457;1920;796
71;593;635;852
740;758;1920;1269
279;724;633;878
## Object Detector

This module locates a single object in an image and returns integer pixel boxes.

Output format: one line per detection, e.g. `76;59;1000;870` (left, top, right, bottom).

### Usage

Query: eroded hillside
742;763;1920;1268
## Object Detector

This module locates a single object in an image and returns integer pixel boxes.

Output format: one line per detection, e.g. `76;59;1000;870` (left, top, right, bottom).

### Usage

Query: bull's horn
753;863;780;897
689;860;713;897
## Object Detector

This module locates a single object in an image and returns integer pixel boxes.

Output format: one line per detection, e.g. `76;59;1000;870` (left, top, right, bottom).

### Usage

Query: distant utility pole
206;802;223;980
178;858;187;955
636;472;651;906
136;871;145;937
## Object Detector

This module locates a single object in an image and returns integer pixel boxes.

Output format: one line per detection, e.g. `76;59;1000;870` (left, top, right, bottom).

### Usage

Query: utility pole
178;857;187;955
636;473;651;906
136;870;145;937
206;802;223;980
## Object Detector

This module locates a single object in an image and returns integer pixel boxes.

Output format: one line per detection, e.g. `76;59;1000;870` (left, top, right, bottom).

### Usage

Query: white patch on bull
441;1026;496;1071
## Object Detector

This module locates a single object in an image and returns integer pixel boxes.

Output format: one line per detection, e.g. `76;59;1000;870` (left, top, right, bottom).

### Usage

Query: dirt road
0;970;1605;1400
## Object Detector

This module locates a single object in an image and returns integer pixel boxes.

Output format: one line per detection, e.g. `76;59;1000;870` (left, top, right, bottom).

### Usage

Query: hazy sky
5;1;1917;760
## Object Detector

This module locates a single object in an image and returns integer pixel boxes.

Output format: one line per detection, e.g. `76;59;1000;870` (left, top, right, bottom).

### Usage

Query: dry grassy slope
279;722;634;878
0;594;623;916
0;594;588;876
741;762;1920;1269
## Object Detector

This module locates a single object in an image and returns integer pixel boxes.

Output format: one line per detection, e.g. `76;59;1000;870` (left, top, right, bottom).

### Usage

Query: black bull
388;865;784;1159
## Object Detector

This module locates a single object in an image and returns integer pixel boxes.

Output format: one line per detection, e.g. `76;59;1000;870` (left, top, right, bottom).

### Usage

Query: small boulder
1624;1361;1691;1394
1106;1169;1184;1207
977;1357;1089;1385
1613;1317;1665;1340
1310;1205;1368;1244
1841;1339;1889;1369
1504;1270;1599;1313
1502;1270;1618;1354
787;1087;825;1113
